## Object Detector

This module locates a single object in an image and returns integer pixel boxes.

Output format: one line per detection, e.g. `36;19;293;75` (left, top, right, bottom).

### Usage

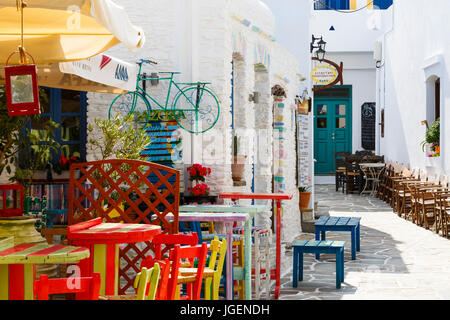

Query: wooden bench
292;240;345;289
314;216;361;260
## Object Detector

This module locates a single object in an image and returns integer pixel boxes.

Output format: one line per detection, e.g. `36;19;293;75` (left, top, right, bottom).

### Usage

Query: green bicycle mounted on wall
108;59;220;134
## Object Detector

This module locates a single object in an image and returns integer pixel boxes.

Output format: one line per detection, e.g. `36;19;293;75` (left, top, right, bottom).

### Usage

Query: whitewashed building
377;0;449;176
86;0;303;241
309;0;392;182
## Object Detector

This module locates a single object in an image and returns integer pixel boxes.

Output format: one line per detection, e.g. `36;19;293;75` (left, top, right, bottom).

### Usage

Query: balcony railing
313;0;393;11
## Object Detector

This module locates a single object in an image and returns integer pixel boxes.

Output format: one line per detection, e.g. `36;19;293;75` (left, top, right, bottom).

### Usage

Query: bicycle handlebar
138;59;158;65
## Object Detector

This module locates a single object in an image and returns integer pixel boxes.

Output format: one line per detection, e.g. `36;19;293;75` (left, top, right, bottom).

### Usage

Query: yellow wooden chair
100;263;160;300
135;264;161;300
178;237;227;300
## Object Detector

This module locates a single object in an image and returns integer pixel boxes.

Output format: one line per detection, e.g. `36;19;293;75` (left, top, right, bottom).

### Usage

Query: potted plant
52;154;81;176
421;118;440;157
187;183;210;197
298;186;312;211
232;135;246;182
184;164;216;204
187;163;211;185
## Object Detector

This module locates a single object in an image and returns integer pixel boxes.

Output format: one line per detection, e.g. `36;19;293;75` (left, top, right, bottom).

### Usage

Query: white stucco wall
379;0;450;176
325;52;377;153
84;0;302;241
309;2;387;181
310;0;388;53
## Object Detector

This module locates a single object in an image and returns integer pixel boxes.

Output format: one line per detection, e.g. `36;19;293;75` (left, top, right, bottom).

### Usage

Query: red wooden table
67;218;161;296
219;192;293;299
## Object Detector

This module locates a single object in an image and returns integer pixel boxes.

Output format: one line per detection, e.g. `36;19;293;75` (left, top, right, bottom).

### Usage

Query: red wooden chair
140;233;199;300
153;258;172;300
34;273;101;300
168;243;208;300
140;232;199;270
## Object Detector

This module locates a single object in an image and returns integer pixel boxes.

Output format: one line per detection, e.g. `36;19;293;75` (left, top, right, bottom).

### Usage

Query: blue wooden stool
314;216;361;260
292;240;345;289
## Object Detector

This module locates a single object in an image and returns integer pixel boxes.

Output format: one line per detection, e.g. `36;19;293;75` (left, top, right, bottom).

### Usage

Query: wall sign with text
311;57;344;92
311;65;337;85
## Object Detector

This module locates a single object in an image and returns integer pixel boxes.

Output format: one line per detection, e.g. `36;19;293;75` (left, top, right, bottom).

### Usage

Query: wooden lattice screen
68;159;180;294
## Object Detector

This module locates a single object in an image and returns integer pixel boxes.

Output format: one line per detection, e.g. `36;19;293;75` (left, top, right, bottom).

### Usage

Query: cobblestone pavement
275;185;450;300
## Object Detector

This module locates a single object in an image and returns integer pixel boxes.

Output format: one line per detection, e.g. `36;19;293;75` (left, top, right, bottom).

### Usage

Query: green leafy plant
88;114;151;161
421;118;440;152
0;87;59;195
298;186;311;193
88;114;152;199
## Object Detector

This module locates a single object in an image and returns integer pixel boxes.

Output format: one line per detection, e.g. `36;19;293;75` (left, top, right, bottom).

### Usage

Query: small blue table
292;240;345;289
314;216;361;260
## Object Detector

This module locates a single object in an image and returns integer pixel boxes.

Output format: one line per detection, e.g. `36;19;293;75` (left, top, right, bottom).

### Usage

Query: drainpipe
377;3;395;155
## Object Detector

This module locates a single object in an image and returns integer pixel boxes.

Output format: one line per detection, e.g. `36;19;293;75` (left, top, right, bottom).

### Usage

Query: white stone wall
270;44;302;242
379;0;450;176
84;0;301;240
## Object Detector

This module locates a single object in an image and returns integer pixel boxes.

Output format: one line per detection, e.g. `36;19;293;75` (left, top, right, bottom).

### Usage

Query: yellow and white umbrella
0;0;145;65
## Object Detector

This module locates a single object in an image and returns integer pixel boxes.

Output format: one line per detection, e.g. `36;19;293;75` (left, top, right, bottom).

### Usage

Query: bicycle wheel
173;86;220;134
108;91;151;126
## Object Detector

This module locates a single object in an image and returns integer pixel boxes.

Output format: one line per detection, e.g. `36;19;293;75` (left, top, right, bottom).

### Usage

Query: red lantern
4;64;40;116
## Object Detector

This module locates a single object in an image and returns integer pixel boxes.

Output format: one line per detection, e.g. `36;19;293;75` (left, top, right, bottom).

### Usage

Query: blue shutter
338;0;349;10
374;0;393;9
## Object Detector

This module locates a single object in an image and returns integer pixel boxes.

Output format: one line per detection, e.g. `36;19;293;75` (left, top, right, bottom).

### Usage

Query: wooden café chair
334;152;350;192
408;174;441;227
150;232;199;261
435;191;450;238
344;161;363;194
400;171;433;220
168;243;208;300
34;273;101;300
391;168;421;216
412;175;449;231
100;264;162;300
377;164;395;202
178;237;227;300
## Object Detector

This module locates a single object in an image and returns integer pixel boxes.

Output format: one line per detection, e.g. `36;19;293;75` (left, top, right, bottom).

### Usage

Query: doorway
314;86;352;175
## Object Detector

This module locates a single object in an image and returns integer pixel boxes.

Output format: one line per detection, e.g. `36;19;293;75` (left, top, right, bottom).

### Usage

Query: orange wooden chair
168;243;208;300
140;233;201;300
140;232;199;271
34;273;101;300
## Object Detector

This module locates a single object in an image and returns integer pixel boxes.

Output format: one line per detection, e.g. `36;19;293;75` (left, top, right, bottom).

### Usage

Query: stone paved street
276;185;450;300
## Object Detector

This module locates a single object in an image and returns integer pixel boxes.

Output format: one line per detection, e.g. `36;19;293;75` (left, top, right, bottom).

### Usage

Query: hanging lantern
4;62;40;116
4;0;40;116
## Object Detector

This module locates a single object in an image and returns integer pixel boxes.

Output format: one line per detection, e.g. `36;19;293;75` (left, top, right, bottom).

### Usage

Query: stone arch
232;31;247;62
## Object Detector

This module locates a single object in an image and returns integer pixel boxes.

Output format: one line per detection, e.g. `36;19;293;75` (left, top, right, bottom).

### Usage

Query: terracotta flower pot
232;155;247;182
299;192;311;210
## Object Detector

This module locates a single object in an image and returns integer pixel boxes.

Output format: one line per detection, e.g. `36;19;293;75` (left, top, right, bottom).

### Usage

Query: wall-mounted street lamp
310;34;327;62
315;48;326;62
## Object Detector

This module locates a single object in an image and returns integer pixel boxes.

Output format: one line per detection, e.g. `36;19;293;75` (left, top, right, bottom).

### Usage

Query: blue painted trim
21;88;87;165
231;60;235;130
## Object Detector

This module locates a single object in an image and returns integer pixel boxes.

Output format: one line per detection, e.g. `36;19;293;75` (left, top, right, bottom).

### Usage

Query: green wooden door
314;99;352;174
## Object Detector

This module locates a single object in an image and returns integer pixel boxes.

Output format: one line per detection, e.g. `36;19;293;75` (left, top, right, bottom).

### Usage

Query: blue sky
261;0;310;75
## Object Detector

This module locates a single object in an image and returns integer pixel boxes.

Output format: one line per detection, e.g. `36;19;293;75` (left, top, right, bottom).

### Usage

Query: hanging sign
311;57;344;92
311;65;337;85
